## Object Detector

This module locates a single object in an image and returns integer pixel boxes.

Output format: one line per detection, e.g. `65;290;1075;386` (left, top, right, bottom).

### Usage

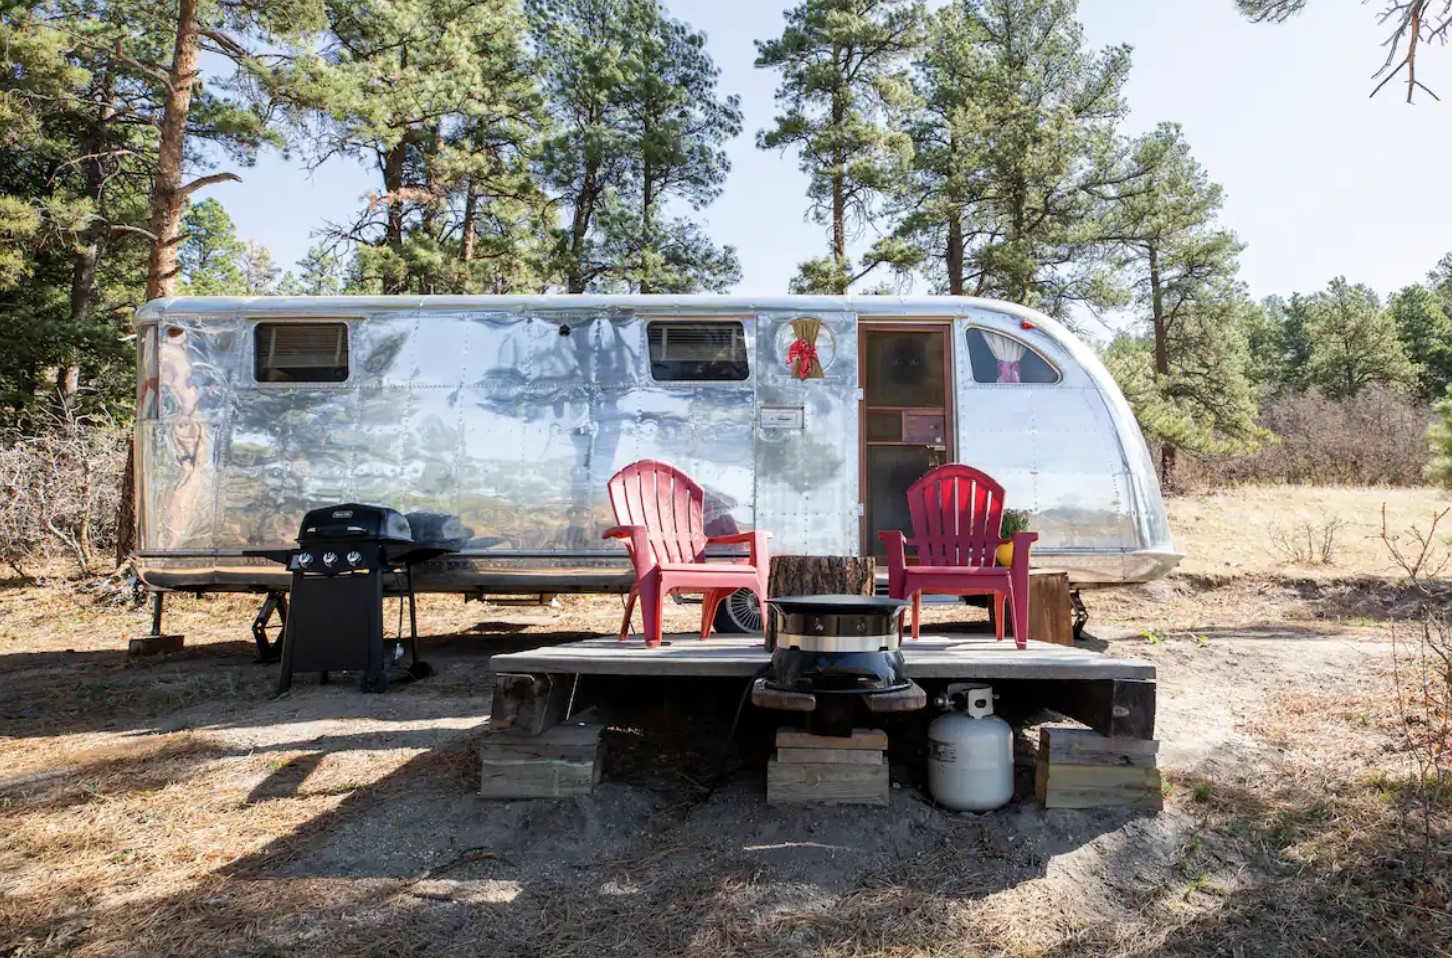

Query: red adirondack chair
603;459;770;648
877;464;1038;648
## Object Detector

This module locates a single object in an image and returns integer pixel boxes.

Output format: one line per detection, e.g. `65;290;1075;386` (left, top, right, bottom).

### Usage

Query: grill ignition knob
297;552;313;568
322;551;338;567
346;551;363;566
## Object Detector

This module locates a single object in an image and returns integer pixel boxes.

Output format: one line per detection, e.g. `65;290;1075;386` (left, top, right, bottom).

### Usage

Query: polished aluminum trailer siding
132;295;1179;593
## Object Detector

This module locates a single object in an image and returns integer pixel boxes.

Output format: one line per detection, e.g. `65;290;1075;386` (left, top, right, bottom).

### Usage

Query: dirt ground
1;486;1449;957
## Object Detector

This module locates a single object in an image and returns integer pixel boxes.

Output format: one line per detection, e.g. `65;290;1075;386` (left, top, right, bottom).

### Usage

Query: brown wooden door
860;326;954;555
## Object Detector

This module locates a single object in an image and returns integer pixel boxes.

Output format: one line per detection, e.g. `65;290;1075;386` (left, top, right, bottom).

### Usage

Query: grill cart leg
251;592;288;664
404;565;433;680
127;592;185;657
1071;590;1090;640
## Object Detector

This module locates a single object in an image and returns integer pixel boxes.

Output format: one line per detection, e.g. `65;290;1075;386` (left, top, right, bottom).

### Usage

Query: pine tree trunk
567;164;596;294
1148;246;1176;489
382;141;408;294
460;178;477;265
144;0;201;301
946;210;964;296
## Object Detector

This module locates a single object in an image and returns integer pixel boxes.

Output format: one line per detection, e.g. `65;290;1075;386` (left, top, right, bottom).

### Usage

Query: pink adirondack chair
877;464;1038;648
603;459;770;648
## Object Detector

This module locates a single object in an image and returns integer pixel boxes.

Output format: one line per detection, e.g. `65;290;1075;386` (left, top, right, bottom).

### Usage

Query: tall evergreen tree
1388;284;1452;401
1302;278;1415;399
1099;126;1265;485
755;0;924;294
288;0;543;294
895;0;1132;313
176;199;245;295
531;0;740;293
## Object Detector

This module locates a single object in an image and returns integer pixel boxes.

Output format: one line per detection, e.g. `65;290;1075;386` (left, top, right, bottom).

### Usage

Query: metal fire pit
752;594;927;732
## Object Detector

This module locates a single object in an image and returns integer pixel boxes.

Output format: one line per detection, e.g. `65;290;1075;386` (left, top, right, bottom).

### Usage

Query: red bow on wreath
786;338;818;380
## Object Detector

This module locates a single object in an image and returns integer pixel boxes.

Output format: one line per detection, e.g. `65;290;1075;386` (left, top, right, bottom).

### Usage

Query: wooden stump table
1027;569;1074;647
768;555;876;598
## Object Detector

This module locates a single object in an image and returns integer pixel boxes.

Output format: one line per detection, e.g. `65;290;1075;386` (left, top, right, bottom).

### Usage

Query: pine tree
1303;278;1416;399
241;241;279;295
288;0;543;294
531;0;740;293
756;0;924;293
1429;388;1452;488
1103;124;1265;485
177;199;245;295
278;244;347;296
896;0;1132;312
1388;284;1452;401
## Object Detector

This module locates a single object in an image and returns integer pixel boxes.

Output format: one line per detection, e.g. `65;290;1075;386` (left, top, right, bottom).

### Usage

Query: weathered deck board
488;634;1154;681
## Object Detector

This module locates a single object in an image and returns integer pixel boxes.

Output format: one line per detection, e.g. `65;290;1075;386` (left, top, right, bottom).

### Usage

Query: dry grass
1;485;1450;957
1164;485;1451;578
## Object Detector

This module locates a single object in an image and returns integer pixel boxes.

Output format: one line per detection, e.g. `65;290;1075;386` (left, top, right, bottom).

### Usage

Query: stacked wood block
766;728;889;806
478;718;604;799
1034;726;1162;811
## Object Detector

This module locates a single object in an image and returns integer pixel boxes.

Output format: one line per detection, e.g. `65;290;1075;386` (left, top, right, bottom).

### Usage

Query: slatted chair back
906;464;1006;567
607;459;709;569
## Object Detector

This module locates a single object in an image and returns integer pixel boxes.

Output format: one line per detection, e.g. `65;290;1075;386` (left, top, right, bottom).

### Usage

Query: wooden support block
767;758;889;806
1035;762;1163;811
127;634;184;657
768;555;876;598
1028;570;1074;647
489;672;579;735
479;720;605;799
776;747;884;766
1039;726;1159;768
775;728;888;751
479;757;600;799
1038;678;1157;740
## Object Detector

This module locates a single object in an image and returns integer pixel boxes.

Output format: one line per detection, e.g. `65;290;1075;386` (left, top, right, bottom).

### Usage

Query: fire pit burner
753;594;927;731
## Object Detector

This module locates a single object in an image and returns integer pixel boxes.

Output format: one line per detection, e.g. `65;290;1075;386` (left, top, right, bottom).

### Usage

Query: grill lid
297;503;413;543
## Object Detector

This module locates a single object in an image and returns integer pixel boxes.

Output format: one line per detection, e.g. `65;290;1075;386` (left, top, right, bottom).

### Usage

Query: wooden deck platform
489;634;1159;740
489;634;1153;681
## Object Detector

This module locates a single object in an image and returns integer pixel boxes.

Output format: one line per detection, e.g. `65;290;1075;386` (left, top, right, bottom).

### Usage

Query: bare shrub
1182;386;1433;487
1380;505;1452;869
0;410;129;578
1269;515;1347;565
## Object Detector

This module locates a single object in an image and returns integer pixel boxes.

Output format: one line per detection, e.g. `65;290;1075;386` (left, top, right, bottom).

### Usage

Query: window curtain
982;330;1026;383
788;317;825;379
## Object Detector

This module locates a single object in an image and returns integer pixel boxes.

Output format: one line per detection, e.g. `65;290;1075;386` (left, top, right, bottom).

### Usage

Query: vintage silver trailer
132;295;1179;615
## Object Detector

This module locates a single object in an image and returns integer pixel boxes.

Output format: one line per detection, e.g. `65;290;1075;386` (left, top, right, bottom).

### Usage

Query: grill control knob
346;550;363;566
297;552;313;568
323;551;338;567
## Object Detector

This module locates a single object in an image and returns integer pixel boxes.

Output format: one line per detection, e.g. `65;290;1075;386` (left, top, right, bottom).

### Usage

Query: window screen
647;322;749;381
965;328;1060;384
254;322;349;383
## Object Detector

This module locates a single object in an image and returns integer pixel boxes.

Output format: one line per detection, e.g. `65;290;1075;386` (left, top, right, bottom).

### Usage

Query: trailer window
647;322;749;381
254;322;349;383
965;328;1060;384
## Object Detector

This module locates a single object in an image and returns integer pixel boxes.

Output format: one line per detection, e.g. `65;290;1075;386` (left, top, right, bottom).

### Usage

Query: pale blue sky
214;0;1452;311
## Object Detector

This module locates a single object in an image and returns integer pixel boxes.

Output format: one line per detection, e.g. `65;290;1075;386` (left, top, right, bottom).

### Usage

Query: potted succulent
996;509;1032;567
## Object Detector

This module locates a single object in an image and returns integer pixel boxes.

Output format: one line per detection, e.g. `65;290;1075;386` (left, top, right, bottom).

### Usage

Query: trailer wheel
713;589;762;634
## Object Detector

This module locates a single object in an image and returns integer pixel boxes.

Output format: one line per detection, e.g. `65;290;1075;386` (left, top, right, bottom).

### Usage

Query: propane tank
927;683;1014;812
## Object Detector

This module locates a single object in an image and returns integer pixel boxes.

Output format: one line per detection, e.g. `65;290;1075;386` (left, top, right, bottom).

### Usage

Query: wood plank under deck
488;634;1155;682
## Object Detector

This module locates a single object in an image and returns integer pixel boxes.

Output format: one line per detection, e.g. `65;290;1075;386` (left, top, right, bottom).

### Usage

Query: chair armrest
602;525;641;541
708;530;771;565
1009;531;1037;578
877;530;909;575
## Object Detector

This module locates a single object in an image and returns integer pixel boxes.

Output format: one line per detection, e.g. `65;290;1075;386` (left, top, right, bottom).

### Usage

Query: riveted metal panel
753;310;860;555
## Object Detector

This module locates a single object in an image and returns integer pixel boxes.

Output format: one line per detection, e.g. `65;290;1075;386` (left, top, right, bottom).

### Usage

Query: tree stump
1028;570;1074;647
768;555;876;598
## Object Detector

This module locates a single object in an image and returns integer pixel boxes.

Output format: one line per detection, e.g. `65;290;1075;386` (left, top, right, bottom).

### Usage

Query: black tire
408;661;435;680
712;589;762;634
360;671;388;694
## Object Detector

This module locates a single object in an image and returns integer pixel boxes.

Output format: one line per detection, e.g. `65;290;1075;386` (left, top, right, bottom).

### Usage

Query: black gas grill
249;503;458;693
